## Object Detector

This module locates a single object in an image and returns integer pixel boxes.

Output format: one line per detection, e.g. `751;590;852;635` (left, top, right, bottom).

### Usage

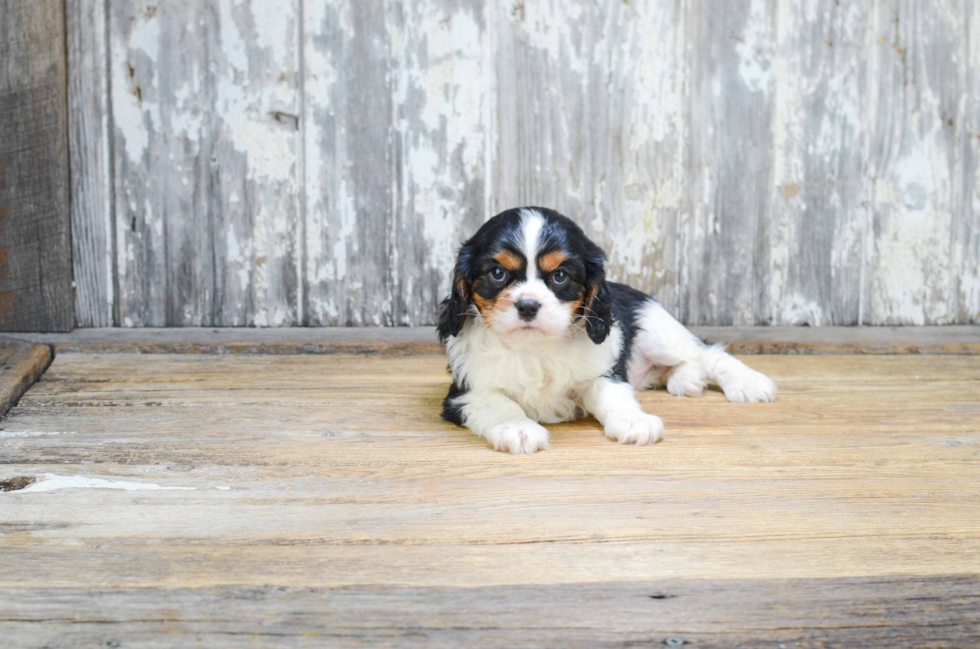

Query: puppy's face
438;208;612;343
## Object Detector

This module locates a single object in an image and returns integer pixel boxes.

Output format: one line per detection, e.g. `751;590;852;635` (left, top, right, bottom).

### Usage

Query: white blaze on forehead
518;209;545;281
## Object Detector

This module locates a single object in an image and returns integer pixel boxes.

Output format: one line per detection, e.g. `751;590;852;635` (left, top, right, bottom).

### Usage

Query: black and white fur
438;207;777;454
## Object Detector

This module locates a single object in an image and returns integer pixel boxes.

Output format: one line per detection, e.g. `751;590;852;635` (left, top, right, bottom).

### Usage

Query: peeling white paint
780;295;824;326
14;474;196;494
737;0;773;94
112;12;160;165
395;2;487;309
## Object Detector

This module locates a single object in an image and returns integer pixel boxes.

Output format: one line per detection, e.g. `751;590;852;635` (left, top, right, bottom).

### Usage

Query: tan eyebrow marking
493;250;523;272
538;251;567;273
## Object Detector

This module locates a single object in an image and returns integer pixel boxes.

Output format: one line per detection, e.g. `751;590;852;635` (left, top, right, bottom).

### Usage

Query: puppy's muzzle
516;299;540;322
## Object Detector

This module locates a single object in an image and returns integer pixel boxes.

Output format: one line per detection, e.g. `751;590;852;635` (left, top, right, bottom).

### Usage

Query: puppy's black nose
516;299;540;321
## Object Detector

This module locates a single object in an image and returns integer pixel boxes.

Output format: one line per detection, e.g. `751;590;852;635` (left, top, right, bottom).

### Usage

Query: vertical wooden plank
110;0;300;327
110;0;206;326
210;0;301;326
386;0;489;325
765;0;872;325
304;0;393;325
0;0;74;332
958;1;980;323
680;0;775;325
67;0;115;327
865;1;965;324
493;0;686;311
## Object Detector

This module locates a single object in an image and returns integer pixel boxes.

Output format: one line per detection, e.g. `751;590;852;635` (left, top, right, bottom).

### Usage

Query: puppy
437;207;777;454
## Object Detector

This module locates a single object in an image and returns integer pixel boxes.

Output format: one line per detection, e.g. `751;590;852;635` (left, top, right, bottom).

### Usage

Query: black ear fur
437;246;474;341
582;246;613;345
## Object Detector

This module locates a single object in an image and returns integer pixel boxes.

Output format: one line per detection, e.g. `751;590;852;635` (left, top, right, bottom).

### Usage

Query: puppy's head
438;207;612;343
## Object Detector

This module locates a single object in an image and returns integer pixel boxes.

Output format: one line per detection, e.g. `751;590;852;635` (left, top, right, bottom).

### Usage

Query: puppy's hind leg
632;300;777;403
631;300;710;398
700;345;778;403
665;360;709;398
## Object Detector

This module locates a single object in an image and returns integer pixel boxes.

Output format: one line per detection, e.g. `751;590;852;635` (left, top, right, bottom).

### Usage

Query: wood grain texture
0;339;51;418
387;0;489;326
765;0;871;326
67;0;115;328
66;0;980;327
0;352;978;645
303;0;393;325
681;0;774;326
109;0;301;327
0;0;74;332
2;577;978;648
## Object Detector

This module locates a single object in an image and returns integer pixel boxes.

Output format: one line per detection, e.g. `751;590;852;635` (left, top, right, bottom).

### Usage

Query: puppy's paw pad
666;362;707;398
723;371;778;403
604;412;664;445
487;420;550;454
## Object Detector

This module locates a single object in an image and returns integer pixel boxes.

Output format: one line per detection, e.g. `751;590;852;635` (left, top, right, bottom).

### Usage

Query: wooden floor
1;351;979;647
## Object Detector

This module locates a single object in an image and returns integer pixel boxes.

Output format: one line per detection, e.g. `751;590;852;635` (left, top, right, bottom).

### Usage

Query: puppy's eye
552;269;569;285
489;267;507;283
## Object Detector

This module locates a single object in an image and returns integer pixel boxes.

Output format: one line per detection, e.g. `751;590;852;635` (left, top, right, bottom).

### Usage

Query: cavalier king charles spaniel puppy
438;207;777;454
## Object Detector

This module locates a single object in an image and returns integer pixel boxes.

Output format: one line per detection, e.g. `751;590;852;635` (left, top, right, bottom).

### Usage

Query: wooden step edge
0;339;53;418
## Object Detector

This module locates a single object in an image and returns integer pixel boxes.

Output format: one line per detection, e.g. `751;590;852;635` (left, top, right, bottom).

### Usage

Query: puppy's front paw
722;369;778;403
604;412;664;445
486;419;550;454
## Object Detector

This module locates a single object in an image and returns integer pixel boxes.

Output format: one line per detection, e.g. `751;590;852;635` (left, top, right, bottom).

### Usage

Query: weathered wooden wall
69;0;980;327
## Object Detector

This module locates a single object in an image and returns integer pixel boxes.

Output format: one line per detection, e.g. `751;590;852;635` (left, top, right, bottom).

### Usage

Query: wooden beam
5;325;980;355
0;0;74;332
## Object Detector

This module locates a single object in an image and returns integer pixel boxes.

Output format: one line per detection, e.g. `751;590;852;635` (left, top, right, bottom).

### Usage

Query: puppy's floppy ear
437;245;474;341
582;244;613;345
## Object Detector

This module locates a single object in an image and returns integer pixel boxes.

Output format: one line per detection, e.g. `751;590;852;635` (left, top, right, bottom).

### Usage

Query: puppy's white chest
448;325;622;424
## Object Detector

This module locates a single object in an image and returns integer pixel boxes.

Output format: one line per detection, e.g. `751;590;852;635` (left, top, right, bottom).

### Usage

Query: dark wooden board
1;576;978;648
0;339;51;417
0;0;73;332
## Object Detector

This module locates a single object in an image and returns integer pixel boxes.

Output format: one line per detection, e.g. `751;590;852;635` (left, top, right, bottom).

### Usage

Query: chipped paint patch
780;296;824;327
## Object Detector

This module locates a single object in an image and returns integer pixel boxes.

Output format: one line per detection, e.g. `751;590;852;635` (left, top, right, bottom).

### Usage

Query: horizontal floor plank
1;577;979;648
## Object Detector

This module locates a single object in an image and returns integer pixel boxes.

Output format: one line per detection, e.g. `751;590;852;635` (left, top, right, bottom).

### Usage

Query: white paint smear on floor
14;474;196;494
